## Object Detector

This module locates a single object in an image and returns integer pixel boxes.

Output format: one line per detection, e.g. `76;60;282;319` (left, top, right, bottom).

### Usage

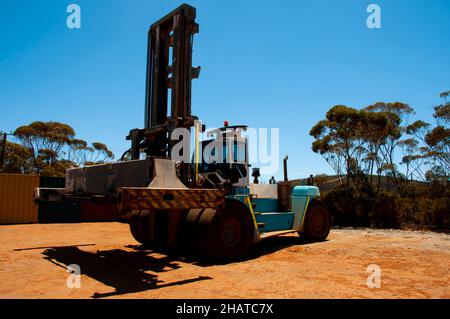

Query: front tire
301;199;331;242
211;199;254;260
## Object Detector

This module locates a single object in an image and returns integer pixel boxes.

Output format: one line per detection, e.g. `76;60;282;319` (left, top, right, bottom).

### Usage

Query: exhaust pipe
278;155;290;211
283;155;288;182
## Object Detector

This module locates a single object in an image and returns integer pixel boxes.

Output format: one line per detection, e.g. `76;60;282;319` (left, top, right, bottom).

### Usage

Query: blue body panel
253;198;278;212
255;212;295;232
290;186;320;230
290;195;310;230
291;186;320;197
227;185;321;237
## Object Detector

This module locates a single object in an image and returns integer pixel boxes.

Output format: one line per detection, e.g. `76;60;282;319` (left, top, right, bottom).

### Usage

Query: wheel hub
220;217;242;247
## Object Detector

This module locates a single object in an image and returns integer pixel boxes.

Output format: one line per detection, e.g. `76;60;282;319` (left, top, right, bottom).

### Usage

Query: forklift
34;4;331;260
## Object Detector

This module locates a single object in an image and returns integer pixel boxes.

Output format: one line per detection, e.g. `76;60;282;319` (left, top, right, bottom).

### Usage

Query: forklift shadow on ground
40;235;326;298
41;246;212;298
247;235;330;261
127;234;329;267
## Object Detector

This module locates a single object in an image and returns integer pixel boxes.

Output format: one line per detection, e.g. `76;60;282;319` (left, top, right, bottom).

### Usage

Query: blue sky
1;0;449;180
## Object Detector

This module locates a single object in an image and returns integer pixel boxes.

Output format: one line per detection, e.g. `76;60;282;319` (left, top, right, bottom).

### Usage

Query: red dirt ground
0;222;448;298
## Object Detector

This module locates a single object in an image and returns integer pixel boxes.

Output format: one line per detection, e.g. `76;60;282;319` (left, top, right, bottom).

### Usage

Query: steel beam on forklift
117;187;224;212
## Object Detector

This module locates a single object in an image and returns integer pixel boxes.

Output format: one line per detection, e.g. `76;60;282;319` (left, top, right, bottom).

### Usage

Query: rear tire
128;212;153;247
302;199;331;242
183;208;214;253
184;199;254;261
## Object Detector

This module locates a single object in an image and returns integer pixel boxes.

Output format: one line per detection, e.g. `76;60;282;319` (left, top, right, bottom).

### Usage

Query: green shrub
323;185;374;227
372;191;400;228
323;181;449;231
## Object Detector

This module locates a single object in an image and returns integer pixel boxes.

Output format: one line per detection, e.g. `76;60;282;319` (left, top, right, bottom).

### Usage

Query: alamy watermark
64;5;382;31
367;4;382;29
66;4;81;29
66;264;81;289
366;264;381;288
170;123;280;175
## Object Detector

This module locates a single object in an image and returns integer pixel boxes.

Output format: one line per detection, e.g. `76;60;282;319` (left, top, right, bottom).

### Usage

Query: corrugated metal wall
0;174;39;224
0;174;120;224
38;176;80;223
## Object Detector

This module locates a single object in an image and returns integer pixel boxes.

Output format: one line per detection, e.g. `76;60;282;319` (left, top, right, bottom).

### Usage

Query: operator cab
196;122;250;190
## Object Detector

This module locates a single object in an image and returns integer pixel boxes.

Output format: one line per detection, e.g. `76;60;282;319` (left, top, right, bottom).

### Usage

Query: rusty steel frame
117;187;224;212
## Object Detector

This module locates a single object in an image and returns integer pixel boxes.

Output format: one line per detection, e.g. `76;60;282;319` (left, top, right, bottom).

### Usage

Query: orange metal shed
0;174;39;224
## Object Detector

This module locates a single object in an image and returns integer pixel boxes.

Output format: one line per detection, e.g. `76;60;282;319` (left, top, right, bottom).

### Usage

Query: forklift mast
127;3;200;182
